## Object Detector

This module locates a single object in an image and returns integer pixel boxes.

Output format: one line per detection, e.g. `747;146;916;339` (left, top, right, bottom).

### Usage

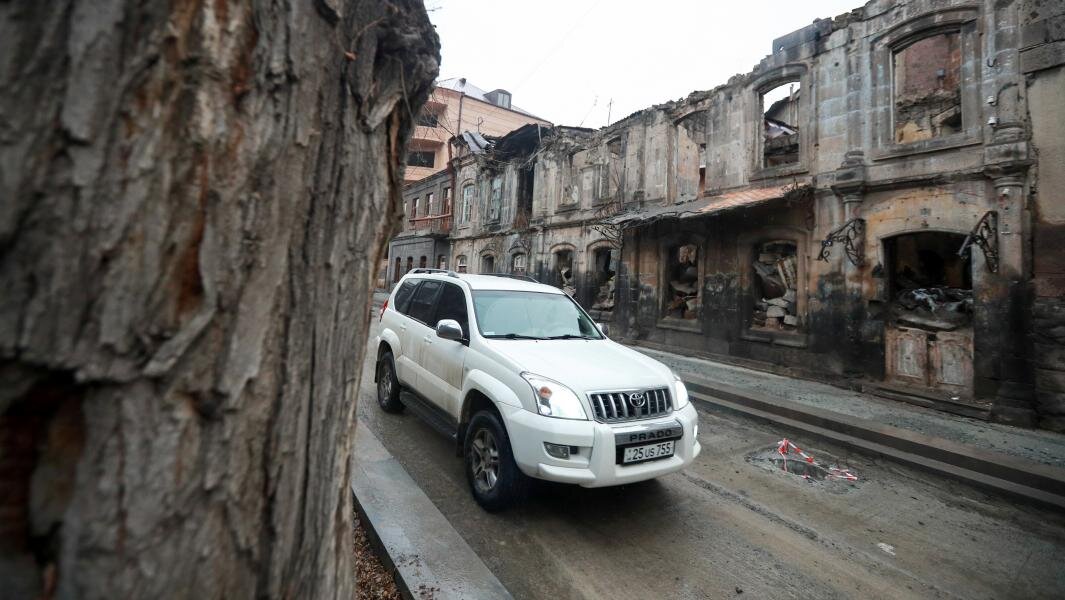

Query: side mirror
597;322;610;337
436;319;464;341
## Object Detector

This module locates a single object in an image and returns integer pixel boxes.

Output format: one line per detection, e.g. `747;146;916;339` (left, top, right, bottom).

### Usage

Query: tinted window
407;280;443;324
393;280;419;315
434;284;469;337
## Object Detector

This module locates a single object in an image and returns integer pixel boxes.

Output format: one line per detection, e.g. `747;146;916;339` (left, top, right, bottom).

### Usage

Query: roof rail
482;273;540;283
408;268;459;278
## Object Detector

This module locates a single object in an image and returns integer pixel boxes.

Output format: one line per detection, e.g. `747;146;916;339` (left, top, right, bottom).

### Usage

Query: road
356;319;1065;600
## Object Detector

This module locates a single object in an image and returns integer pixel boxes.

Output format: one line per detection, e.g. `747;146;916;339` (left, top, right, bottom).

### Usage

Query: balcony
407;213;453;237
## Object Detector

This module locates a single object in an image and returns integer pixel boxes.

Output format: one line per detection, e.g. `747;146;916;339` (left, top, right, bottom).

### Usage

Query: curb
351;424;513;600
683;376;1065;512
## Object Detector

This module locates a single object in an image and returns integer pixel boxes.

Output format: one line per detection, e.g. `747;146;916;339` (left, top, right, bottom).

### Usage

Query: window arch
510;252;527;275
455;255;468;273
480;254;496;274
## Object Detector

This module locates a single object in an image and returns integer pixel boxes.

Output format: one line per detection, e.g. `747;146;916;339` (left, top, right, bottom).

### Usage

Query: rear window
407;280;443;324
393;280;419;315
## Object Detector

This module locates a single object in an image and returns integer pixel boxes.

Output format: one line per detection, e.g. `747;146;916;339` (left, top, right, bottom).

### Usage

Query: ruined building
390;0;1065;431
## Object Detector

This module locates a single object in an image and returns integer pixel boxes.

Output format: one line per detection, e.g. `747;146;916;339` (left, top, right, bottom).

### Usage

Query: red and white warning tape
776;438;858;481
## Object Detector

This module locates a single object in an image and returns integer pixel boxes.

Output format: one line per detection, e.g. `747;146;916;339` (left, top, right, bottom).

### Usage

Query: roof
459;131;493;155
436;77;545;120
606;185;792;226
404;271;564;294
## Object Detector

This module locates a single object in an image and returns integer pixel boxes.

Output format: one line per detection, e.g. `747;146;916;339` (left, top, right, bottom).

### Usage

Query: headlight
672;373;689;409
520;373;587;420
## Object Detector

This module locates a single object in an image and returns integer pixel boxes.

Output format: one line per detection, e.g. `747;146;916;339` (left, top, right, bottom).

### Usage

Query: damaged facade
390;0;1065;431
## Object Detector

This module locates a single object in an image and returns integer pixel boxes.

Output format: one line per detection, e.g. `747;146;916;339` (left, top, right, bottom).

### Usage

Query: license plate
622;440;675;464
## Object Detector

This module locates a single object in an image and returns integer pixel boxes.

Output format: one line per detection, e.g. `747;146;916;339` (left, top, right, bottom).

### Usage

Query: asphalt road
356;319;1065;600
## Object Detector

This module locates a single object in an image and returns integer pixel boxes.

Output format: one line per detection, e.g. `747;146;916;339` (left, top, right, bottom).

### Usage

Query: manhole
746;439;861;490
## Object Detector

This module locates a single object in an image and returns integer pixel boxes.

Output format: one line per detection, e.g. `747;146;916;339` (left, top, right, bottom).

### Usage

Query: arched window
893;32;962;143
666;244;699;320
511;253;527;275
553;248;575;294
456;255;468;273
419;256;427;269
405;257;413;273
460;184;475;223
481;254;495;274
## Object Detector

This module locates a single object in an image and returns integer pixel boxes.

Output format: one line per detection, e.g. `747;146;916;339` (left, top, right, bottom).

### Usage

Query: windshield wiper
485;333;547;340
544;334;596;340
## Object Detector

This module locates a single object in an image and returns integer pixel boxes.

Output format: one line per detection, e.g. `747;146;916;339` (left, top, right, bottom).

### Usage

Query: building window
405;256;413;273
590;247;618;312
426;192;435;215
410;197;420;219
443;187;452;215
393;257;402;283
511;253;527;275
893;32;962;143
761;81;800;168
461;184;474;223
416;109;439;128
554;249;575;295
408;150;435;168
419;256;427;269
456;255;468;273
666;244;699;320
481;254;495;273
438;254;447;269
486;176;502;223
750;241;799;331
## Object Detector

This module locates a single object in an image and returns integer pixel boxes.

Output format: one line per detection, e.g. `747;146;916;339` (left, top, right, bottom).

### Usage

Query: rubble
752;242;799;331
891;287;973;331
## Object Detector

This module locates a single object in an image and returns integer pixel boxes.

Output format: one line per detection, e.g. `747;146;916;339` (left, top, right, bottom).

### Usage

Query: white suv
374;269;701;510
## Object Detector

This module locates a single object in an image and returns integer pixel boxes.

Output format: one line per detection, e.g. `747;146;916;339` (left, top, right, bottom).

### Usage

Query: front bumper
501;402;701;488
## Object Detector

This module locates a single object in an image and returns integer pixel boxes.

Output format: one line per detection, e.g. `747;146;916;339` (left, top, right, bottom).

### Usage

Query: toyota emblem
628;392;646;408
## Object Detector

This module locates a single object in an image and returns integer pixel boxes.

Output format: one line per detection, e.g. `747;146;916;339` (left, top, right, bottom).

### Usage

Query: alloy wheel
470;428;500;492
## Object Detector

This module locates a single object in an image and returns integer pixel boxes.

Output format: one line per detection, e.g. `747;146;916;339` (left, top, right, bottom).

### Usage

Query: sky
425;0;864;129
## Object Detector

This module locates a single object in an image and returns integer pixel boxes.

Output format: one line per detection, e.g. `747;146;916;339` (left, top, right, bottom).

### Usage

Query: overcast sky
425;0;863;129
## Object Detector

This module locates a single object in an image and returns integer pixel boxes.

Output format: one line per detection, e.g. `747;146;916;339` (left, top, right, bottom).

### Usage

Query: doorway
883;232;974;400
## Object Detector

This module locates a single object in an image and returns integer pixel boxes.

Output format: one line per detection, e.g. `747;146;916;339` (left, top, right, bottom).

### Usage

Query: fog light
544;442;571;459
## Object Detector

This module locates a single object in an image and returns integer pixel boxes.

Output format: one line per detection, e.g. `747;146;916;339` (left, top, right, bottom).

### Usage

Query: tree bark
0;1;438;597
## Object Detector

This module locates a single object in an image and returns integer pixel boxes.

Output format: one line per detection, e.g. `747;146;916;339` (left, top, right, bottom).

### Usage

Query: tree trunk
0;1;438;597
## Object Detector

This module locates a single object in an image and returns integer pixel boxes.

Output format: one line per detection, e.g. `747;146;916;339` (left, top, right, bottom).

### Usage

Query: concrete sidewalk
351;424;512;600
633;344;1065;509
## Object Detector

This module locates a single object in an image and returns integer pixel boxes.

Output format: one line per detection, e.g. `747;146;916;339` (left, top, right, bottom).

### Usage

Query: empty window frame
460;184;475;223
893;32;962;143
418;256;427;269
437;254;447;269
405;256;413;273
487;176;502;223
590;247;618;312
666;244;699;320
456;255;468;273
761;82;801;168
481;254;495;274
554;249;575;294
750;241;799;331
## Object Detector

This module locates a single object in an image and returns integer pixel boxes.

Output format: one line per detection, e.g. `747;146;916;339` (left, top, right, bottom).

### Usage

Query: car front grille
587;387;673;423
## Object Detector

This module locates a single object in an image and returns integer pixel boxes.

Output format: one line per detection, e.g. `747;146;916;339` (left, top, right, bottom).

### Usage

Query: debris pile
667;244;699;319
892;287;972;331
752;243;799;330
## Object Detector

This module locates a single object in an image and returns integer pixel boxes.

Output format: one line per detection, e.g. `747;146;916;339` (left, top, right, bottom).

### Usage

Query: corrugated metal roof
607;185;791;226
460;131;492;155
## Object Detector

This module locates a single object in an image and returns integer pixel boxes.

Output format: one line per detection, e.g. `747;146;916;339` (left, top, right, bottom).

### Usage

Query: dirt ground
353;511;401;600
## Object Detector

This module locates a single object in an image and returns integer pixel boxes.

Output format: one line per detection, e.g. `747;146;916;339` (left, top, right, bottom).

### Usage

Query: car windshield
472;290;603;340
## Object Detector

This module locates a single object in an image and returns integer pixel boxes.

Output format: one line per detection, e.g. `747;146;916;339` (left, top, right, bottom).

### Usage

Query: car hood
484;339;673;393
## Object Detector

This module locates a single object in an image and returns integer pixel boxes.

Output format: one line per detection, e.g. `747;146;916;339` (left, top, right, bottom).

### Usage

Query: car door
402;279;444;396
389;279;421;386
419;282;470;416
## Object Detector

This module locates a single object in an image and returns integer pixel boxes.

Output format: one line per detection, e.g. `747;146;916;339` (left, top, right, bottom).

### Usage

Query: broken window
487;176;502;223
885;232;972;330
511;253;527;275
481;254;495;274
751;241;799;331
761;81;801;167
418;256;427;269
893;32;962;143
460;184;474;223
554;249;575;296
666;244;699;320
437;254;447;269
456;255;468;273
443;187;451;215
590;247;618;313
426;192;435;216
410;197;420;219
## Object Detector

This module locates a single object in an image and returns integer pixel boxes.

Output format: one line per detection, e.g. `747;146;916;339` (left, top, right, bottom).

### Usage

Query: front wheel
464;411;529;511
376;353;404;413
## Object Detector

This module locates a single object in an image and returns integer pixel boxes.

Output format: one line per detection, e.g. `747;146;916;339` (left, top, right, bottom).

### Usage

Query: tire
464;410;529;511
376;353;404;413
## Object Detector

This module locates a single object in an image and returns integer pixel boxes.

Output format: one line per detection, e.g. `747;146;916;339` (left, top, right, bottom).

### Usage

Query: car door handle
423;335;433;344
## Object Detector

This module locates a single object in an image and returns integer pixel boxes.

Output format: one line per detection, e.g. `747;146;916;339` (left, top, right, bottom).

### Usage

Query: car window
407;280;443;324
472;290;602;339
433;283;469;337
393;279;419;315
